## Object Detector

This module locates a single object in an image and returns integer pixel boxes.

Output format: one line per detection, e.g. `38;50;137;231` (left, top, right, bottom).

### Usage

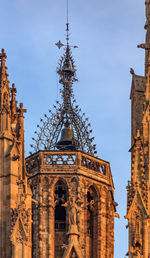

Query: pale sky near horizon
0;0;146;257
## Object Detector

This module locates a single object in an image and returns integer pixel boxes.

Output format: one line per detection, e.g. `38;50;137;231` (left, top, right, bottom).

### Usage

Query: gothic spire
31;9;97;155
56;23;78;126
0;48;11;123
0;49;8;86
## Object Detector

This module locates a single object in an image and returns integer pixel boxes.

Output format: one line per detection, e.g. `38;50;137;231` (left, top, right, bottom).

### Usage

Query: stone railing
26;151;110;177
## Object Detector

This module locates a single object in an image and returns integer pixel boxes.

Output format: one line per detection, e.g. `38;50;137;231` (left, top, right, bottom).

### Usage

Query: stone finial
130;68;135;76
11;83;17;95
18;103;27;117
10;83;17;116
0;48;7;60
0;48;9;87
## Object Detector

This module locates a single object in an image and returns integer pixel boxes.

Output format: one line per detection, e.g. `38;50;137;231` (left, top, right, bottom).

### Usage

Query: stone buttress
126;1;150;257
0;49;32;258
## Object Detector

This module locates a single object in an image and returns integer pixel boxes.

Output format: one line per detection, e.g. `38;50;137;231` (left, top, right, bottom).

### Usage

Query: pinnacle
0;48;7;59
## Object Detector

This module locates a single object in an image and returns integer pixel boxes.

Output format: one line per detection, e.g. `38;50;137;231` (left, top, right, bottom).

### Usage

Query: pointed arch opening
86;186;98;258
54;179;68;257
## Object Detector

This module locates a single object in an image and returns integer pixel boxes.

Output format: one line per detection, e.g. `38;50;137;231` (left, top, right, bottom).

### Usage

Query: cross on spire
55;0;78;50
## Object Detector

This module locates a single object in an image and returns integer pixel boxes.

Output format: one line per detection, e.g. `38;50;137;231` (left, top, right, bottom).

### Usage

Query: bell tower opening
54;180;68;257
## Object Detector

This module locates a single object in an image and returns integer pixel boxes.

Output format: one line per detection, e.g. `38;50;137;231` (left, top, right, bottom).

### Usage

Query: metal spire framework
30;15;97;156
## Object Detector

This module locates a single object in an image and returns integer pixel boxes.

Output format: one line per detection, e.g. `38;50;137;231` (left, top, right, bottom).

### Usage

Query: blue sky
0;0;145;257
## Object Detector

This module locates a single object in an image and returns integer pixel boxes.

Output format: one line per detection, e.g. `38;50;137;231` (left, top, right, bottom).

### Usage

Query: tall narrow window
54;180;68;257
86;186;98;258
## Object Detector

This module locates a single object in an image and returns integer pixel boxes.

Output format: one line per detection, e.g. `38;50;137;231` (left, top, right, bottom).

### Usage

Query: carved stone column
48;181;55;258
97;188;101;257
106;190;114;258
100;186;107;257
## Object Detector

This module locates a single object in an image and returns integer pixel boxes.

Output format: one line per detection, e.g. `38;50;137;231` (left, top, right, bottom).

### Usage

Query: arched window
54;180;68;257
86;186;98;258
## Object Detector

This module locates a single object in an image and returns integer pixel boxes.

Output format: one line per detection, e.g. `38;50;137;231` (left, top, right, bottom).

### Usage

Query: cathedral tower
126;1;150;257
0;49;32;258
26;16;117;258
0;7;117;257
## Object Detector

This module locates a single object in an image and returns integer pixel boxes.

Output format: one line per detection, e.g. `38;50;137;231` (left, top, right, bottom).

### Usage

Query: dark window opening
55;205;66;231
54;180;68;232
87;186;98;258
87;188;97;237
87;208;93;237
